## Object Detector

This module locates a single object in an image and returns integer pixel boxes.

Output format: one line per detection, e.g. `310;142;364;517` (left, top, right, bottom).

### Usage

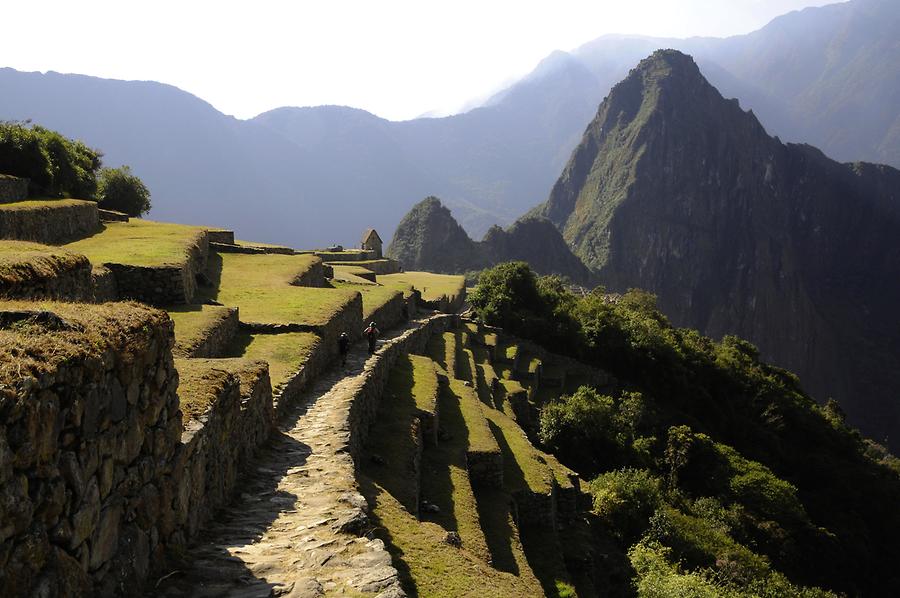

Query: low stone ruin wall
316;292;365;362
270;337;329;420
0;199;101;244
0;175;28;204
185;308;239;358
0;303;182;596
98;209;129;223
210;242;295;255
291;258;328;287
91;266;118;302
314;250;377;262
419;286;466;314
0;252;94;302
106;231;209;305
206;230;235;245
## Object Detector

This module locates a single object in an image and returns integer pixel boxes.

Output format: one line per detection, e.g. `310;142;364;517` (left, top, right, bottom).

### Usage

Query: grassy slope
379;271;465;303
225;331;319;390
65;219;205;266
202;253;357;326
331;280;402;320
0;198;92;212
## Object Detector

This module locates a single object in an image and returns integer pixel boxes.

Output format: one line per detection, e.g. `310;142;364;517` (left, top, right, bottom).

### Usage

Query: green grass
225;332;319;390
483;406;552;496
418;381;493;563
234;239;294;251
359;477;543;598
363;354;436;512
201;253;358;326
64;219;206;267
326;259;391;268
449;378;499;457
331;280;402;321
0;198;91;212
425;331;457;377
379;272;465;303
166;304;234;356
0;240;88;286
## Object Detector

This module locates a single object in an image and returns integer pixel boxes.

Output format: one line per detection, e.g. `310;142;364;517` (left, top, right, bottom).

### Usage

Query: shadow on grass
420;385;469;534
198;251;224;302
487;419;526;494
425;333;448;373
473;487;520;575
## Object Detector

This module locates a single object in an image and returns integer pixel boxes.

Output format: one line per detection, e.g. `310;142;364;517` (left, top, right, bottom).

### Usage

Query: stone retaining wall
348;314;457;459
0;175;28;204
98;209;129;223
419;286;467;314
0;254;94;302
107;231;209;305
0;304;182;596
271;339;329;420
291;259;328;287
366;290;407;332
206;230;235;245
210;242;294;255
0;200;101;244
185;308;239;358
91;266;118;302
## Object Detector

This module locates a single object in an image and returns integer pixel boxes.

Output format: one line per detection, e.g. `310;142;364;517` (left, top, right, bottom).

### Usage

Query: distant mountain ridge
0;0;896;246
387;197;594;284
534;49;900;446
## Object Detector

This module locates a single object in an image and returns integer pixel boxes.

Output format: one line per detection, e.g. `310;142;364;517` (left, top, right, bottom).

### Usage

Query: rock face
535;49;900;445
387;197;594;284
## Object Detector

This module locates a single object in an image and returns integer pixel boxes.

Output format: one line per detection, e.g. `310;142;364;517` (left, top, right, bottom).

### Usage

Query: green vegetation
225;332;319;390
0;198;92;213
471;262;900;596
380;271;465;303
0;121;101;198
0;240;88;286
449;378;498;457
96;165;151;216
425;331;456;377
65;219;205;266
202;253;358;326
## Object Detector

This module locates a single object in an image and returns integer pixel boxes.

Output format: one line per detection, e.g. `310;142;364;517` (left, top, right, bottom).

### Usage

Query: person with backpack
338;332;350;366
364;321;380;354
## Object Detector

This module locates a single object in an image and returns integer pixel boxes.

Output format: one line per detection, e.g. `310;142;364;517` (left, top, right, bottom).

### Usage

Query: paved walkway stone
150;321;425;597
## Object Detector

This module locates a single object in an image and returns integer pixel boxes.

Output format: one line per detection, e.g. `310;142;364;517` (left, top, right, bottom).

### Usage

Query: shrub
590;468;663;542
97;165;151;216
0;121;102;197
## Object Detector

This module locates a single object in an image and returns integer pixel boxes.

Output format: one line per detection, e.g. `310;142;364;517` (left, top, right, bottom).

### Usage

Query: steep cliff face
535;50;900;445
388;197;594;284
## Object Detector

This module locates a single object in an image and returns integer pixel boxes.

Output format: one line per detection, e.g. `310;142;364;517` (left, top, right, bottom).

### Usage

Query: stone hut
361;228;383;258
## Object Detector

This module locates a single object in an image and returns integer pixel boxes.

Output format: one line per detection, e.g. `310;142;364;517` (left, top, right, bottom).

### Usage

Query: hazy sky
3;0;843;121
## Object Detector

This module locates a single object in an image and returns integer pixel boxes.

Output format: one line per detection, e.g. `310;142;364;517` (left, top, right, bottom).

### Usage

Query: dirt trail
152;323;423;598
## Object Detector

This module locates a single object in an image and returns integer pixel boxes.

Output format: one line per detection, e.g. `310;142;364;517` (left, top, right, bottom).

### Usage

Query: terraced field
65;219;206;267
360;319;601;597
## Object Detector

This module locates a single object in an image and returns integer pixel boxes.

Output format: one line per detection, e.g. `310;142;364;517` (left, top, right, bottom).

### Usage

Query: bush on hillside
97;165;151;216
0;121;102;198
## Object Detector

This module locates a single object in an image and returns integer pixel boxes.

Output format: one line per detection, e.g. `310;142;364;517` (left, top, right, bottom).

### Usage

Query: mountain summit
535;49;900;444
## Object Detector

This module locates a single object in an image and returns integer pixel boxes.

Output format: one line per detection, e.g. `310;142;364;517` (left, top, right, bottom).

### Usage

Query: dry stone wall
292;258;329;287
0;200;101;244
0;303;182;596
366;290;407;332
183;307;239;358
107;230;209;305
0;254;94;302
0;175;28;204
90;266;118;302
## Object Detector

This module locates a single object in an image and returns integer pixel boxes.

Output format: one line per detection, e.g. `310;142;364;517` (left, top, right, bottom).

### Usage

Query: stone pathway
151;322;422;598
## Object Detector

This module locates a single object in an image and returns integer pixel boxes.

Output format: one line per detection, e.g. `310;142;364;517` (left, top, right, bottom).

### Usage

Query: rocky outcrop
534;49;900;445
388;196;594;284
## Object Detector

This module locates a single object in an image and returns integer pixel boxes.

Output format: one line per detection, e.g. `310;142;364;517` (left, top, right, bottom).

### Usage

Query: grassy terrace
331;280;402;321
226;332;319;390
0;240;88;286
202;253;358;326
0;198;91;212
379;272;465;304
449;378;499;458
366;355;438;511
65;219;205;266
166;304;234;356
234;239;294;251
483;406;553;497
425;331;457;377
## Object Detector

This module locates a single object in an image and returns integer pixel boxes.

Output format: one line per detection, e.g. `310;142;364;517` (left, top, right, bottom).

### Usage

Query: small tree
97;166;151;216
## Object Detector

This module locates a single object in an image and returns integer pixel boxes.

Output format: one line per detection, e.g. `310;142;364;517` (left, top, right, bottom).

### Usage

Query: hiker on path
364;321;380;354
338;332;350;366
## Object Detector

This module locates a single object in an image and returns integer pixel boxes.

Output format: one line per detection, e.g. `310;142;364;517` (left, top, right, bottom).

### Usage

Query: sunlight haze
3;0;844;121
